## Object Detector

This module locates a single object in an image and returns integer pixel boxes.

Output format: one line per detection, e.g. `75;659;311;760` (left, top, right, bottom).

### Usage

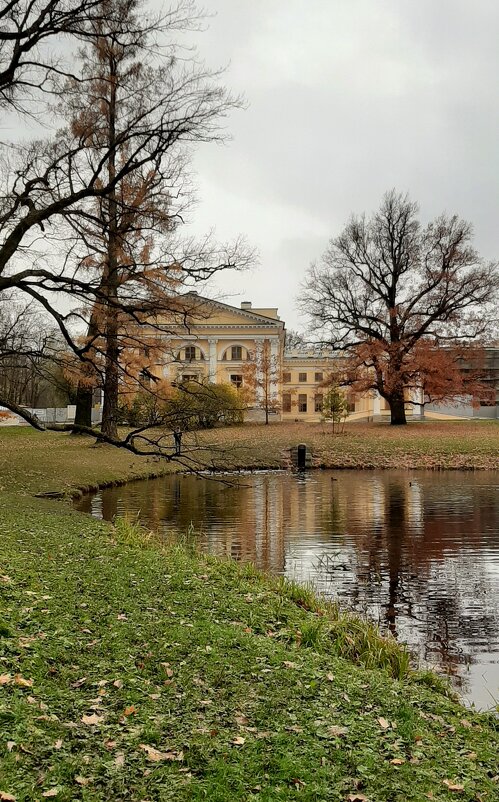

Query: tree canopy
303;191;498;424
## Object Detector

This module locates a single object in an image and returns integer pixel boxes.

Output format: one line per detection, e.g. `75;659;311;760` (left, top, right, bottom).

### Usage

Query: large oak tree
303;191;498;424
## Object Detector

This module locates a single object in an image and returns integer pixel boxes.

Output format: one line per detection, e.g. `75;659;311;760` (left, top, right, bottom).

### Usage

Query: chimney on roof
241;301;252;310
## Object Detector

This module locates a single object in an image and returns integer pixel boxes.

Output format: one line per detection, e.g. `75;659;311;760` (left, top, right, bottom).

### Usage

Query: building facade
153;292;498;421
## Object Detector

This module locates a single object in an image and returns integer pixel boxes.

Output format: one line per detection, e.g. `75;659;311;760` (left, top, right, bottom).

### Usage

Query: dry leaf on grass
13;675;33;688
139;744;181;762
41;790;59;798
443;780;465;792
81;713;104;726
0;793;17;801
377;717;390;729
232;736;246;746
328;725;348;737
0;674;12;685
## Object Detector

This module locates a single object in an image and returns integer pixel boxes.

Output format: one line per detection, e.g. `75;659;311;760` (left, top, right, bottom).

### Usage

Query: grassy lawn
1;423;499;800
193;419;499;471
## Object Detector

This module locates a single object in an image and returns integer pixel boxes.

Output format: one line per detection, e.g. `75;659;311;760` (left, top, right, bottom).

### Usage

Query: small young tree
321;383;349;433
243;340;281;424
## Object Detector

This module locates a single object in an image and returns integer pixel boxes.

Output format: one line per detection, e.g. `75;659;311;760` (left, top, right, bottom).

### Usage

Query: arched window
221;344;249;361
177;345;205;362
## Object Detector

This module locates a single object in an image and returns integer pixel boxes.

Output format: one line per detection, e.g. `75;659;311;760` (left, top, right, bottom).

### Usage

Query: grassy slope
1;425;499;801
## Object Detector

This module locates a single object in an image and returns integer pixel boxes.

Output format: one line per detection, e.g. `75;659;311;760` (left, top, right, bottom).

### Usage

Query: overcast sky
178;0;499;331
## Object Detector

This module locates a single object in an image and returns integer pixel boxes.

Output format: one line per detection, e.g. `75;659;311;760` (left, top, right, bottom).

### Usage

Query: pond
74;469;499;710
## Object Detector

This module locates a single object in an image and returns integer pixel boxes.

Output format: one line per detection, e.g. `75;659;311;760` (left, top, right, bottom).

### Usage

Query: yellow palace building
153;291;382;422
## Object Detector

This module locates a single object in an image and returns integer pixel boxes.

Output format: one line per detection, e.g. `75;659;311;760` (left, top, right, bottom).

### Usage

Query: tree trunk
389;390;407;425
100;49;119;441
72;383;93;431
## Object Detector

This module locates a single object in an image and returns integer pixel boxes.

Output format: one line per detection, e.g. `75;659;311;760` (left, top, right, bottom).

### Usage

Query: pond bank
1;425;499;800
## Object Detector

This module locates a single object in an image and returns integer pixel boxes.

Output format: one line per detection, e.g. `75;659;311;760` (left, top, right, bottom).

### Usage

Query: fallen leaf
139;744;179;762
115;753;125;768
53;740;63;750
71;677;87;689
113;679;123;689
122;705;137;717
6;742;15;752
75;777;89;786
347;795;369;802
0;674;12;685
460;719;472;728
117;614;127;620
283;661;297;669
235;714;249;726
390;758;405;765
377;717;390;729
326;673;335;681
443;780;465;792
104;740;117;750
41;790;59;798
0;793;16;801
232;736;245;746
81;713;104;726
328;725;348;737
13;675;33;688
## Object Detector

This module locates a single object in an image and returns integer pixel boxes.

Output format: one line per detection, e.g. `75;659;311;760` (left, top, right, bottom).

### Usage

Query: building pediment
160;292;284;330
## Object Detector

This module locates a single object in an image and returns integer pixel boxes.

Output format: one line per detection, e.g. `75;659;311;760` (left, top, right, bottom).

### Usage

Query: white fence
0;405;102;426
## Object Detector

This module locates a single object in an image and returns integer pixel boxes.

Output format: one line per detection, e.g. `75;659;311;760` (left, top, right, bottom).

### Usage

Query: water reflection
75;470;499;709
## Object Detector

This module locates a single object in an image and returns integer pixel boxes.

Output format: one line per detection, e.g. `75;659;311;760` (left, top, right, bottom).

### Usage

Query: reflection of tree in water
314;473;499;692
76;469;499;701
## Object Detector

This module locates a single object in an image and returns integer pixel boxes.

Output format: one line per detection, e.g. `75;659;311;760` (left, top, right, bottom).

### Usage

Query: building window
299;372;307;382
282;393;292;412
347;392;356;413
230;374;243;389
315;372;323;382
181;374;197;383
315;394;323;412
231;345;242;360
185;345;196;361
298;394;307;412
282;372;291;383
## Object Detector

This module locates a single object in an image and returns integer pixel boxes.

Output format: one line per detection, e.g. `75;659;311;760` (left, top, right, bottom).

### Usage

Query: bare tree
302;191;498;424
0;299;72;407
242;340;281;424
0;0;252;448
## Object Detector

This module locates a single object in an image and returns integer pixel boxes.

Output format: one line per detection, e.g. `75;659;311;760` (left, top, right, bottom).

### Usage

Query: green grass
1;500;499;801
1;424;499;800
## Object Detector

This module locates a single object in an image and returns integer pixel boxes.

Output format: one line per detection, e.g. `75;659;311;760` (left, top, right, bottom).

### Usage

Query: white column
254;337;265;401
269;337;280;399
208;338;218;382
372;390;381;417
